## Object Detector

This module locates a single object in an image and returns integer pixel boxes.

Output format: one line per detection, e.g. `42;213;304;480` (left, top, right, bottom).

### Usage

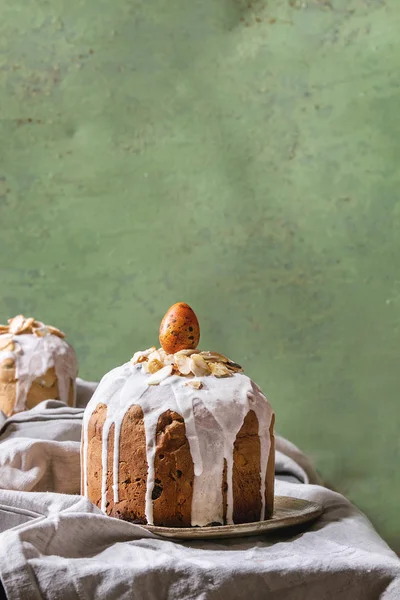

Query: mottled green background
0;0;399;550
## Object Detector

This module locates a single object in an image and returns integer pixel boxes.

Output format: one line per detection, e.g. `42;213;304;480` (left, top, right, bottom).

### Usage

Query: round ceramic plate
142;496;323;540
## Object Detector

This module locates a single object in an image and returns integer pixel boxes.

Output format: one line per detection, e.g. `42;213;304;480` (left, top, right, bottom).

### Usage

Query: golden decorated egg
159;302;200;354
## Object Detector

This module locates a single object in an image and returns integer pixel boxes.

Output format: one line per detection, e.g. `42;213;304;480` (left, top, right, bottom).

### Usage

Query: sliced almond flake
19;317;35;333
185;379;203;389
171;363;180;376
174;349;197;357
131;346;156;365
141;361;150;374
226;362;244;373
200;351;230;363
47;325;66;338
190;354;211;377
147;364;173;385
158;348;167;360
174;353;192;375
9;315;26;334
159;348;175;365
148;349;161;363
32;320;44;328
137;355;148;364
209;362;232;378
147;358;164;374
33;326;50;337
0;335;14;351
0;325;9;333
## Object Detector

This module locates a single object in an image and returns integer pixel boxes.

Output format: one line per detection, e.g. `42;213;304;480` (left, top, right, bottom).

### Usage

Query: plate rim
140;495;323;539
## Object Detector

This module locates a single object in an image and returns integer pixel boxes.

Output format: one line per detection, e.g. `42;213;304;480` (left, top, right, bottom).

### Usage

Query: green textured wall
1;0;399;550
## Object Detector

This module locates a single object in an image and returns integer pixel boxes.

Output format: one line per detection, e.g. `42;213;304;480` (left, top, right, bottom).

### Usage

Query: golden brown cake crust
85;403;108;509
232;410;262;523
85;406;275;526
152;410;194;526
0;363;75;417
265;413;275;518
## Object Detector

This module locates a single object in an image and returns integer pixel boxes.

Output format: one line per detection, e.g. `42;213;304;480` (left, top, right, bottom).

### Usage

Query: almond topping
147;358;164;374
199;351;230;363
19;317;35;333
33;326;50;337
190;354;211;377
148;350;162;363
158;348;175;365
0;316;67;339
209;362;232;378
147;364;173;385
185;380;203;389
131;346;242;379
47;325;66;338
175;349;197;357
175;353;192;375
226;362;244;373
131;346;156;365
9;314;26;334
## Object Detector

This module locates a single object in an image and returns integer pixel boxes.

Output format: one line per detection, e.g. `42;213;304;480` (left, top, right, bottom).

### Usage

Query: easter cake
82;303;275;527
0;315;78;417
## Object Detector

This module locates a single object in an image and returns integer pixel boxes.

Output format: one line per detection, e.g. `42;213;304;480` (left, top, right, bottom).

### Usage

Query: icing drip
83;363;274;526
250;381;270;520
0;333;78;412
82;366;129;505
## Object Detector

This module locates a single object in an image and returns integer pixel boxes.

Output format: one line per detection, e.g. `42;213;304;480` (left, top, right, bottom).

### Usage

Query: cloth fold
0;380;399;599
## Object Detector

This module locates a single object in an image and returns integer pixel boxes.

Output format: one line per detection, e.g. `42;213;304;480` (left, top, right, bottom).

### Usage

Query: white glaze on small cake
82;360;274;526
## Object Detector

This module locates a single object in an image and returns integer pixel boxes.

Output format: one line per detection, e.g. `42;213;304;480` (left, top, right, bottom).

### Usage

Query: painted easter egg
159;302;200;354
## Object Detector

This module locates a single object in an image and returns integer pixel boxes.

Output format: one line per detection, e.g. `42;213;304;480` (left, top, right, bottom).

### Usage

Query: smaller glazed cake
82;303;275;527
0;314;78;417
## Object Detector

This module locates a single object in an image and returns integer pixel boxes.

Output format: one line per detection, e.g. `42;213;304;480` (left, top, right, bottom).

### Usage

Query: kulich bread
82;347;275;527
0;315;78;417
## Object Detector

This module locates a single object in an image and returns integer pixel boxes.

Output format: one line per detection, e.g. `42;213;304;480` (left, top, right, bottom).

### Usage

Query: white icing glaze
0;333;78;412
82;362;274;526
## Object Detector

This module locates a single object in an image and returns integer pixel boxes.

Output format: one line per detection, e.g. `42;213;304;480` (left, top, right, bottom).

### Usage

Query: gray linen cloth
0;379;399;599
